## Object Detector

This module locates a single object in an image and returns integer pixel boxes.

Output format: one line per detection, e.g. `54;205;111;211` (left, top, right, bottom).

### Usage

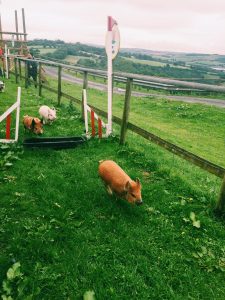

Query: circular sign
105;25;120;60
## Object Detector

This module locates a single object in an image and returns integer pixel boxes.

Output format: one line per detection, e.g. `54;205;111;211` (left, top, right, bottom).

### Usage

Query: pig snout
34;126;43;135
136;199;143;206
48;113;56;121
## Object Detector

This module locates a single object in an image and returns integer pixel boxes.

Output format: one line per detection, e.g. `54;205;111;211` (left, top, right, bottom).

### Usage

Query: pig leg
106;185;113;195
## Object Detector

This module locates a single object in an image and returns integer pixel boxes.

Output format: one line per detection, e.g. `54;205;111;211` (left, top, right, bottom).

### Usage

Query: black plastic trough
23;136;86;149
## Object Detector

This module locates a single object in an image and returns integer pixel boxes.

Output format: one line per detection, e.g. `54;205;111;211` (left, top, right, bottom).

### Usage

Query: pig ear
125;181;131;192
31;118;36;128
136;178;140;185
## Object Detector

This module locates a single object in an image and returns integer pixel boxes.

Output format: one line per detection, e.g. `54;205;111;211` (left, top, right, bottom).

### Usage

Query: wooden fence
11;57;225;212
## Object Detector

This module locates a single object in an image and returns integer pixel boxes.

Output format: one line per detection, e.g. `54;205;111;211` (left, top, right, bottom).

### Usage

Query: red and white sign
105;16;120;60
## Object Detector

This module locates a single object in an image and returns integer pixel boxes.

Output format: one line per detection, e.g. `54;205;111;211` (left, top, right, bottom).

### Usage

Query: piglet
39;105;56;124
23;115;43;135
98;160;143;205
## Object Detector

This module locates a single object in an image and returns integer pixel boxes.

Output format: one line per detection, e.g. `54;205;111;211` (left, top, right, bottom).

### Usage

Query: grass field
0;78;225;299
42;73;225;168
124;57;190;70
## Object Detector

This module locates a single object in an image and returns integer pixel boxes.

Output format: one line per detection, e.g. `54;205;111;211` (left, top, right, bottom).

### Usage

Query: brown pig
23;115;43;135
98;160;143;205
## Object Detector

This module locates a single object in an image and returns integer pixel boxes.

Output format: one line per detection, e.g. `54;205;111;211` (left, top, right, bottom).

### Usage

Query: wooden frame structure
83;89;105;138
0;8;28;56
0;87;21;143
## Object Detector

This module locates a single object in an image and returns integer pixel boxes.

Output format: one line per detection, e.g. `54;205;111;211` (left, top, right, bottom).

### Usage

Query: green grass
0;78;225;299
124;57;167;67
124;57;190;70
48;75;225;168
37;47;57;55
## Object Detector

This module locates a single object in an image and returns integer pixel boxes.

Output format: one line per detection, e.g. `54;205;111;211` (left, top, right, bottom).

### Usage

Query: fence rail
17;57;225;93
9;57;225;212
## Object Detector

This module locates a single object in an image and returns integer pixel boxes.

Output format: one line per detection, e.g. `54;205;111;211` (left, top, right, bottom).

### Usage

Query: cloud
0;0;225;54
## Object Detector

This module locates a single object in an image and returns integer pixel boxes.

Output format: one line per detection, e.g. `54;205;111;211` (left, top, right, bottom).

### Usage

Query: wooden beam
0;39;27;43
14;58;18;84
22;8;27;42
120;78;133;144
0;31;27;36
0;15;2;42
216;176;225;213
18;60;22;80
81;71;88;120
57;65;62;105
38;62;42;96
24;61;28;88
15;10;19;41
126;122;225;178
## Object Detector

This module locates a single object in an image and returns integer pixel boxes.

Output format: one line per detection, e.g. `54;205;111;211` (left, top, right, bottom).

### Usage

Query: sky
0;0;225;55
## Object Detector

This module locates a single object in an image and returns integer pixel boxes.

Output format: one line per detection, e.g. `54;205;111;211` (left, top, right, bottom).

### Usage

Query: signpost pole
4;44;8;79
107;17;113;136
105;16;120;137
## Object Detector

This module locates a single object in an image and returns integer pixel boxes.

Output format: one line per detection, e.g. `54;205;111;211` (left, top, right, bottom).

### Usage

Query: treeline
28;39;105;59
28;39;65;48
78;56;207;80
28;39;225;82
45;43;105;60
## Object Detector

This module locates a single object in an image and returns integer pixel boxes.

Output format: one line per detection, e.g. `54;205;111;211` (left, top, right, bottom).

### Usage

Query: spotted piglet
23;115;43;135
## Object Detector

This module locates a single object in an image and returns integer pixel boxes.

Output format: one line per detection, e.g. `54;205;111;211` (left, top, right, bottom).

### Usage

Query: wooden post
91;110;95;137
216;176;225;213
22;8;27;42
18;60;22;80
120;78;133;145
6;114;11;140
57;65;62;106
98;119;102;139
15;10;19;39
0;14;2;42
81;71;88;120
7;57;10;79
14;58;18;83
38;62;42;97
25;61;28;88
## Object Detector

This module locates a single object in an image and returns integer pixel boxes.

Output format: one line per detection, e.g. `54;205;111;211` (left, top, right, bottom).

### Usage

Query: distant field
39;48;57;55
204;73;221;80
64;55;80;64
124;57;166;67
126;57;192;70
28;46;56;55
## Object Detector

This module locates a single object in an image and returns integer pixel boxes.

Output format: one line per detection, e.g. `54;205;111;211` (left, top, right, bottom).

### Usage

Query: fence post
120;77;133;145
18;59;22;80
14;58;18;84
25;60;28;88
7;57;10;79
82;71;88;120
216;176;225;213
38;62;42;97
57;65;62;106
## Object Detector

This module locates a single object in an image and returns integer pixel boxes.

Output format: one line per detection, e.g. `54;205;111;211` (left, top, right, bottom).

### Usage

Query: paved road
45;67;225;108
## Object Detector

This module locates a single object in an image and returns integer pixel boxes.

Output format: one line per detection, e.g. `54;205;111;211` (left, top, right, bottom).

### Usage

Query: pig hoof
106;185;113;195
